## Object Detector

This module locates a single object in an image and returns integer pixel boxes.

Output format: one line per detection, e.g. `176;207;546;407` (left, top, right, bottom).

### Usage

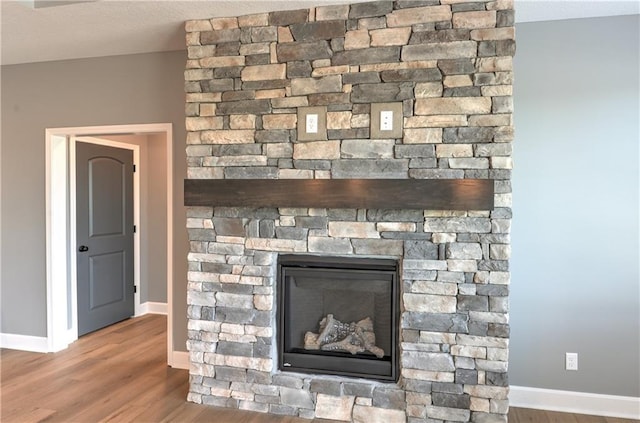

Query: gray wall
101;133;168;304
0;51;189;351
511;15;640;397
147;133;169;303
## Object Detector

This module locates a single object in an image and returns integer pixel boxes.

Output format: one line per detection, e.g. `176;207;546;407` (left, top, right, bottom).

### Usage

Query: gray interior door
76;141;134;336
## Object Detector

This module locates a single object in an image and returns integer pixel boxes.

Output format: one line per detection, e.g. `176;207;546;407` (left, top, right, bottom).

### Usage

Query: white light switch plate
380;110;394;131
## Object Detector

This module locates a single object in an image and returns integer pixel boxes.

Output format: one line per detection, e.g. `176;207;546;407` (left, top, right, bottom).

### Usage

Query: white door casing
45;124;177;367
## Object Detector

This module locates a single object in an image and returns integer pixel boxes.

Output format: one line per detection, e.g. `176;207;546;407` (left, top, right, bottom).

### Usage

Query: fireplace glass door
277;255;399;381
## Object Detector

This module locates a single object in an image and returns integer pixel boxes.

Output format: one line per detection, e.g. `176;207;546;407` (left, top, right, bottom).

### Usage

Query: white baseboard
510;385;640;419
169;350;189;369
138;301;168;315
0;332;49;353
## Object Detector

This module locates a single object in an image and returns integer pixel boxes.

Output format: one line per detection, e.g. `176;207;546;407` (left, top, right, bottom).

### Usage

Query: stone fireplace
184;1;514;422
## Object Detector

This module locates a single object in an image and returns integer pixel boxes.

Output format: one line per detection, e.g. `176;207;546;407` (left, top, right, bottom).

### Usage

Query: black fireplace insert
277;255;399;381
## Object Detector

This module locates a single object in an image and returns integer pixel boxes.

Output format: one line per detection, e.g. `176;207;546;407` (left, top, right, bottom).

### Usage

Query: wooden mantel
184;179;494;210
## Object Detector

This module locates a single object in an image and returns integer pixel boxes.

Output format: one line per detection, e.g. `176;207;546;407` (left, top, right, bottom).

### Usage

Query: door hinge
133;225;137;233
134;285;137;293
133;164;136;172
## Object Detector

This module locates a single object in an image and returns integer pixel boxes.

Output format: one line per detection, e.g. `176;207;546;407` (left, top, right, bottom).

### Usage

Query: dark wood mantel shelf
184;179;494;210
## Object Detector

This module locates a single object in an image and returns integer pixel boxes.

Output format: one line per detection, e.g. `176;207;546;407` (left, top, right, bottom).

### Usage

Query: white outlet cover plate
371;102;403;139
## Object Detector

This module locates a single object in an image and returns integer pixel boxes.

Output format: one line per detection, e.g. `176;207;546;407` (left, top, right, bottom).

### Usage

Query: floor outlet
565;352;578;371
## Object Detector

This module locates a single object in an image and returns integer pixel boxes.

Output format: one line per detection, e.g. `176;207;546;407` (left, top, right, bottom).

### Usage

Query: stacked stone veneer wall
184;1;514;422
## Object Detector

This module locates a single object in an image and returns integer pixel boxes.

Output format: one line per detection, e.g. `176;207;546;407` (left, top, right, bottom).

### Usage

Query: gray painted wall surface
102;133;168;304
146;133;169;303
0;51;188;351
511;15;640;397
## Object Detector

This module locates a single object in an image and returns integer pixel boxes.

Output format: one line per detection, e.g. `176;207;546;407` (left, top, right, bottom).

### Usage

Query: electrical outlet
380;110;394;131
297;106;327;141
370;102;403;139
565;352;578;371
306;113;318;134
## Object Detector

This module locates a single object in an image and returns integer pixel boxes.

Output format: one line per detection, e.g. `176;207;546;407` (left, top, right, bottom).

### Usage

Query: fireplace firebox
277;255;399;381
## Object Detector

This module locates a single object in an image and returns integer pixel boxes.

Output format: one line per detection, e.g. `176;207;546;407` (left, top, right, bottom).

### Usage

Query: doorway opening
45;123;178;366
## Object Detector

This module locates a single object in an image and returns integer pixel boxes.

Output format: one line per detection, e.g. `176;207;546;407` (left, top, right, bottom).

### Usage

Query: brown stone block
370;27;412;46
360;60;438;72
200;79;235;93
290;75;342;96
404;115;468;128
386;5;452;27
453;11;497;29
271;96;309;109
497;10;516;27
326;111;352;129
308;93;350;106
185;20;212;32
471;27;515;41
238;13;269;28
201;130;256;144
402;41;477;61
216;99;271;115
381;68;442;83
269;9;309;26
332;47;401;66
186;117;224;131
239;42;270;56
278;26;294;43
214;66;242;79
403;128;443;144
201;29;241;45
316;4;350;21
255;89;287;99
409;29;471;44
311;65;351;77
286;60;313;78
241;64;286;81
358;17;387;30
251;27;278;43
348;1;394;19
230;114;257;130
437;59;475;75
277;41;333;62
221;91;256;102
293;141;340;160
263;114;297;130
242;80;290;91
188;45;216;60
344;29;370;50
210;17;239;30
215;42;241;57
351;82;414;103
290;21;346;41
200;56;245;68
415;97;492;115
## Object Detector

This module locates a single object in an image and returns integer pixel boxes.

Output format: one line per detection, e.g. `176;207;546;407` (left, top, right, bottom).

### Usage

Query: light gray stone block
280;386;315;410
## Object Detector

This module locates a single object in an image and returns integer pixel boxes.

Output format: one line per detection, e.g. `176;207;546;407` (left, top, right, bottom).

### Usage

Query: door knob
78;245;89;252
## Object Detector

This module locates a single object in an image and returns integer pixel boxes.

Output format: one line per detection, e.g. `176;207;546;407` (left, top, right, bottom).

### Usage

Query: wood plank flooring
1;315;637;423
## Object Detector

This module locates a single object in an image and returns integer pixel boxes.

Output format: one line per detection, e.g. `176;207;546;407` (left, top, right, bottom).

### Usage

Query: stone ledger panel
184;1;514;422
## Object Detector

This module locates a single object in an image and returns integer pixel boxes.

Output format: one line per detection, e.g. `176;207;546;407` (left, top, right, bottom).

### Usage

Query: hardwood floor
1;315;637;423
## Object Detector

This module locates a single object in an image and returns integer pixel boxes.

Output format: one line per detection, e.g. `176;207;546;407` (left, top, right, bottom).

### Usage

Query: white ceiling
1;0;638;65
